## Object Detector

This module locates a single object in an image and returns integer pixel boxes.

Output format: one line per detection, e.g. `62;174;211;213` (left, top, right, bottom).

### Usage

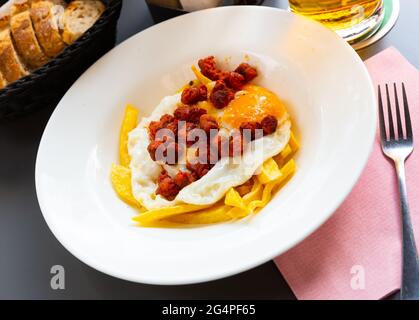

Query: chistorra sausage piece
210;80;235;109
181;84;208;105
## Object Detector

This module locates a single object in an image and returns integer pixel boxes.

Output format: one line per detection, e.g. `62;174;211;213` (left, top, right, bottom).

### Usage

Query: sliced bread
10;10;48;69
0;28;28;83
62;0;105;45
10;0;32;16
0;14;10;30
31;0;66;58
0;1;11;30
0;71;6;89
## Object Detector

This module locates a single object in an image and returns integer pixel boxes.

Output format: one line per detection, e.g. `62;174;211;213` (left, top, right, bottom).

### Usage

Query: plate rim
35;6;377;285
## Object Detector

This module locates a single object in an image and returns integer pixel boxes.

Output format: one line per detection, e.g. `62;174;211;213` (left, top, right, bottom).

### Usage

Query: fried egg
128;84;291;210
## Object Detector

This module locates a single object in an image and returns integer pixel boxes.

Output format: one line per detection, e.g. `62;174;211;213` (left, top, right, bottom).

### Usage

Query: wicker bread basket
0;0;123;120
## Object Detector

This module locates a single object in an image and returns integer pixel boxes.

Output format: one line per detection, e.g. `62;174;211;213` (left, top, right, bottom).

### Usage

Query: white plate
36;6;376;285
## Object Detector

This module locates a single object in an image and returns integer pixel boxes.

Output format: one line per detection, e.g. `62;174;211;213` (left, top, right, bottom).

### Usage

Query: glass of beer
289;0;384;43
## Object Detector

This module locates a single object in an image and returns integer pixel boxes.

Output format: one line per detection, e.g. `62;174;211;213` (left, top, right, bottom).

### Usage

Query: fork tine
386;84;395;140
378;85;387;141
394;83;404;139
402;83;413;140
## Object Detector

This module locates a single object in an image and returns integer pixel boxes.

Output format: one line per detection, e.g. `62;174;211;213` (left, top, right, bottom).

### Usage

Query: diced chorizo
207;147;219;165
235;63;258;82
208;133;229;163
148;114;176;140
187;161;211;179
154;127;176;145
148;121;160;140
164;141;180;165
174;105;207;123
147;140;180;165
147;140;163;161
173;171;196;189
198;56;222;81
181;84;208;105
224;71;246;90
157;171;169;184
217;134;230;159
186;127;207;148
159;114;175;127
199;134;221;165
156;172;180;200
165;119;179;136
194;140;210;164
199;114;219;133
177;121;197;146
240;121;263;141
229;134;245;157
210;80;235;109
261;115;278;135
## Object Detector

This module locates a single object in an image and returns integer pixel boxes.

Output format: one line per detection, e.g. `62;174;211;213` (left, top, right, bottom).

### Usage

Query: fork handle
395;160;419;300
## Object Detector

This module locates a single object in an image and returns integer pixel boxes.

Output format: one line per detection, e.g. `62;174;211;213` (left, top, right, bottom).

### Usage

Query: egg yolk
222;85;287;129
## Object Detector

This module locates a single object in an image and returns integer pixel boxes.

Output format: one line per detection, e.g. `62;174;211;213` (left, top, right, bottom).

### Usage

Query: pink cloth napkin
274;47;419;300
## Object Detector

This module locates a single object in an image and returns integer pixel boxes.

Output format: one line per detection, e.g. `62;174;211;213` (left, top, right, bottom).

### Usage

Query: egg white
128;90;291;210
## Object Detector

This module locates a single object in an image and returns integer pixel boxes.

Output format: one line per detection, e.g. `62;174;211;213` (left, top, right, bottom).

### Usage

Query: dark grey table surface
0;0;418;300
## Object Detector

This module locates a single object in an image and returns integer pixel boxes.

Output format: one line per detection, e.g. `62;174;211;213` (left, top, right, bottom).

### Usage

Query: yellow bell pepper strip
257;158;282;185
119;104;139;167
192;65;211;85
111;164;142;208
133;203;212;225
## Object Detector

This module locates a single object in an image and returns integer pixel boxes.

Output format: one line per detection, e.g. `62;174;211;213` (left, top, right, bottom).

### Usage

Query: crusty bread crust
0;28;28;83
10;0;32;16
62;0;105;45
0;14;10;30
31;0;66;58
0;0;12;30
11;10;48;69
0;71;6;89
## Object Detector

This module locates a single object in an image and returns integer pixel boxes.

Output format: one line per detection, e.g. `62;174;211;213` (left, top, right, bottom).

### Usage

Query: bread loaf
10;10;48;68
31;0;66;57
62;0;105;45
0;28;28;83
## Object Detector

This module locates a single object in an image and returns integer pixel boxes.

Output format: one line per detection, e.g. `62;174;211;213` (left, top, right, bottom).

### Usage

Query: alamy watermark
350;265;365;290
50;265;65;290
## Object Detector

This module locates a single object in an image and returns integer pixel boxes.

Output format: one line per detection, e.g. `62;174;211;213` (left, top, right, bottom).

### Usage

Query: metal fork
378;83;419;300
